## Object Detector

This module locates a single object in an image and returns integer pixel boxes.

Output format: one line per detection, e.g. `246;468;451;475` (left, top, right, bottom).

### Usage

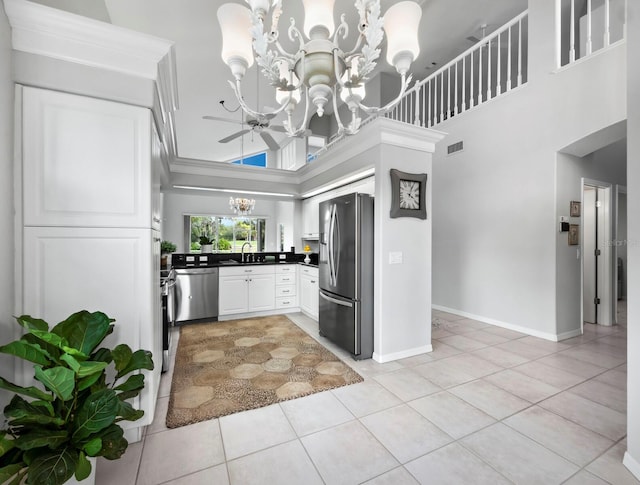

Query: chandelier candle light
230;196;256;215
217;0;422;137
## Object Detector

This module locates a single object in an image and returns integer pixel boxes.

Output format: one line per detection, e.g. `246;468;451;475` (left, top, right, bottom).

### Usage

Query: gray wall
431;0;626;339
625;0;640;476
0;3;14;409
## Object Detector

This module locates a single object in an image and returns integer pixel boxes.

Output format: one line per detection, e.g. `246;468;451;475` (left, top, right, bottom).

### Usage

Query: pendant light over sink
216;0;422;138
229;197;256;215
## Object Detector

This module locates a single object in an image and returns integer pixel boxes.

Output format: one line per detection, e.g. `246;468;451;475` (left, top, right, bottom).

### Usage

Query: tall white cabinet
18;86;163;439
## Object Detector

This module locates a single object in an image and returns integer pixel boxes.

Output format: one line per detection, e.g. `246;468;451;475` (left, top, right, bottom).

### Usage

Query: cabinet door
300;274;319;320
22;226;160;427
248;274;275;312
22;87;152;228
151;121;162;231
219;276;248;315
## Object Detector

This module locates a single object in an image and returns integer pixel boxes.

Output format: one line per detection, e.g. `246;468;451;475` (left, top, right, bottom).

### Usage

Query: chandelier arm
331;84;347;137
228;79;289;120
287;18;305;51
357;73;414;115
333;14;349;44
270;41;296;61
343;34;366;59
284;87;312;137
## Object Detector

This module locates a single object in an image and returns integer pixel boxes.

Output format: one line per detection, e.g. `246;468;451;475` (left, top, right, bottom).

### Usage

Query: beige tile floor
96;310;638;485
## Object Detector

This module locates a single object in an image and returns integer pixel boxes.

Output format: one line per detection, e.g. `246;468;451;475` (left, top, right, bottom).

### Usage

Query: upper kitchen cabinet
22;87;163;230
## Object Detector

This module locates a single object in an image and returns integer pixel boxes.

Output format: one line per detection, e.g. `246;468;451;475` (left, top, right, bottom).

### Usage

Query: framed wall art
390;169;427;219
568;224;579;245
570;200;581;217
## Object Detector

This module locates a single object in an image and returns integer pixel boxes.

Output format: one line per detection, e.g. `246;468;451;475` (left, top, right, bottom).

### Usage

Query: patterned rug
165;315;363;428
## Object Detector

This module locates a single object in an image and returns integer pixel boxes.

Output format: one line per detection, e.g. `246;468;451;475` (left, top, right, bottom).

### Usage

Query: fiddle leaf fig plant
0;310;153;485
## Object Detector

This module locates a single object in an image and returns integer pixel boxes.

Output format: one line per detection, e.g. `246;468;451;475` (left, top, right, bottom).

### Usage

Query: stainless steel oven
160;269;176;372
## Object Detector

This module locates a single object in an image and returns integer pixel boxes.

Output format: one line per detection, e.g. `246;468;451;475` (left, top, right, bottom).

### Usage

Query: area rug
165;315;363;428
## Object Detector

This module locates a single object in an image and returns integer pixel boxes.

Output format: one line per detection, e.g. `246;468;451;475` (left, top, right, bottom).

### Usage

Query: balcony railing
385;11;528;129
557;0;626;68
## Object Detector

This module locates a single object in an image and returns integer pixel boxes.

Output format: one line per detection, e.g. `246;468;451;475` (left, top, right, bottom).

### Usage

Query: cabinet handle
154;237;161;242
282;289;290;293
311;280;316;283
282;278;290;281
153;217;161;223
244;269;253;273
282;301;290;304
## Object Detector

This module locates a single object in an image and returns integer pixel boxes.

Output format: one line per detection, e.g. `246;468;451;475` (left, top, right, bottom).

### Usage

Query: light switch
389;252;403;264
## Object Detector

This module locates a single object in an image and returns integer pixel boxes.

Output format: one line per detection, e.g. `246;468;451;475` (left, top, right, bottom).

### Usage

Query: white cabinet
219;266;276;316
275;264;297;310
301;197;320;237
18;86;163;435
22;87;159;230
299;265;319;320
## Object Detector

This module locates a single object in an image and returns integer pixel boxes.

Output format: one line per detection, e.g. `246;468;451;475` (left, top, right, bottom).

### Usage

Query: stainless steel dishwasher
174;267;219;323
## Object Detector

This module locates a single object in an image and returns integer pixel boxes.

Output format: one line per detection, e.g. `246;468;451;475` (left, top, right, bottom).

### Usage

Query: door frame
614;185;627;323
581;178;614;328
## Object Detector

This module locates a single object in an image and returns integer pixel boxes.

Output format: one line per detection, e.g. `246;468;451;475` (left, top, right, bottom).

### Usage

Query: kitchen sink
219;259;240;265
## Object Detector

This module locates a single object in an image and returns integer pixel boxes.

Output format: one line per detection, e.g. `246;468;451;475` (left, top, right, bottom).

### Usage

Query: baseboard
556;328;582;341
432;304;567;342
624;451;640;480
218;307;300;321
373;344;433;363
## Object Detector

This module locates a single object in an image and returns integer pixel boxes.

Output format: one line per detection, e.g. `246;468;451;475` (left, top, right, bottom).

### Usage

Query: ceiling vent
447;141;464;155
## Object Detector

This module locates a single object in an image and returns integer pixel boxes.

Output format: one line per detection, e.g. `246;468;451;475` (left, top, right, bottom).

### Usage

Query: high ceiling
29;0;527;164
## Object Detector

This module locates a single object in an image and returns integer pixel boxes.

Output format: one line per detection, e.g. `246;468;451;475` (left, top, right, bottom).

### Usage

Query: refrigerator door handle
319;290;354;308
328;203;337;286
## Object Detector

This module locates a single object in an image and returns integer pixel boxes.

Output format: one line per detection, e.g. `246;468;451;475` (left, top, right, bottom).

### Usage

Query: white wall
431;0;626;339
555;140;627;335
624;0;640;478
0;3;14;409
162;190;294;254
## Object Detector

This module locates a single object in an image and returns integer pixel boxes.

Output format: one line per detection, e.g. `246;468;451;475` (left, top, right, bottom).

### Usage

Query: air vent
447;141;464;155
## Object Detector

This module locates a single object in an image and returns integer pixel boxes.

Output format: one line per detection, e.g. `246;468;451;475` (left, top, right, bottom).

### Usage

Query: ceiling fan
202;113;285;151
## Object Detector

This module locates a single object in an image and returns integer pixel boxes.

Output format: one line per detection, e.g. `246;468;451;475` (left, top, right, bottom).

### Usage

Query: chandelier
229;197;256;215
217;0;422;138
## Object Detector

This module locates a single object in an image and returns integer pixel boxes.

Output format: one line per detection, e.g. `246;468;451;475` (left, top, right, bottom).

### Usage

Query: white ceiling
29;0;527;164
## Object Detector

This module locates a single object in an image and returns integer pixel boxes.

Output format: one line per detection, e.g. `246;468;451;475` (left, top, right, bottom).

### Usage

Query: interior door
583;187;597;323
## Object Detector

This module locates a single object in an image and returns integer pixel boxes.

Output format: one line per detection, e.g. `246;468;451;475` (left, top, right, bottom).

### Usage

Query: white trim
217;307;299;321
432;305;563;342
373;345;433;364
624;452;640;480
556;328;583;341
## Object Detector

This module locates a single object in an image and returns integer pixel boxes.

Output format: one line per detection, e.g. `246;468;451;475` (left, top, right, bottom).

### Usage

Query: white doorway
582;180;613;326
615;186;627;325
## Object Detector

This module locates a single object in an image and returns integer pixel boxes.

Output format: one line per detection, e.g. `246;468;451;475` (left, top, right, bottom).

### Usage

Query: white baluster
414;90;420;125
422;82;426;127
427;79;431;128
497;32;502;95
454;61;459;115
507;25;512;91
570;0;576;62
487;39;492;100
604;0;610;47
479;43;483;103
439;72;444;122
586;0;592;55
447;67;451;119
470;50;475;107
518;18;523;85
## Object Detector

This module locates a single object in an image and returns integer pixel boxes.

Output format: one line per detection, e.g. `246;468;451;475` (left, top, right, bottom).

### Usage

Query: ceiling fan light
384;1;422;74
218;4;254;78
245;0;270;18
302;0;335;39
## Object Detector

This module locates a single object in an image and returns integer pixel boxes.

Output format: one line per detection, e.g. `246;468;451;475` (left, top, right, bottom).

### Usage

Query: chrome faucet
241;242;251;262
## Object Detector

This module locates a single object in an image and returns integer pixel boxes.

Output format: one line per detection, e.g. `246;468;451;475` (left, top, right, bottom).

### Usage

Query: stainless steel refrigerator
319;193;374;360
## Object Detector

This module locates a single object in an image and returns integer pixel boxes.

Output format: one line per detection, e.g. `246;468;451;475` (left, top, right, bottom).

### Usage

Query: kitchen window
185;215;265;253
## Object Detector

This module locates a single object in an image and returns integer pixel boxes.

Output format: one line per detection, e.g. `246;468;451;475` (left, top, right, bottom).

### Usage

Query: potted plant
160;240;177;269
0;310;153;485
199;236;214;254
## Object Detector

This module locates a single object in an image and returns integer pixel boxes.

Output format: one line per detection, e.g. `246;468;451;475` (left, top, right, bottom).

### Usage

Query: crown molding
3;0;178;158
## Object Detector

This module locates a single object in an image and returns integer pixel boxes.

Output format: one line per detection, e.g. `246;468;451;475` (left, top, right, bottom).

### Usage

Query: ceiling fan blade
260;131;281;151
218;129;250;143
268;125;287;133
204;115;245;125
466;35;481;43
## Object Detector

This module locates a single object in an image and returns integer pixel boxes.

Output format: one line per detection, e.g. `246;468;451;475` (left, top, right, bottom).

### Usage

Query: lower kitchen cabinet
299;266;319;320
219;266;276;316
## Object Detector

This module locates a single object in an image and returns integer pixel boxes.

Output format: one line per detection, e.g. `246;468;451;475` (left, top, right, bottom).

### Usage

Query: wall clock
390;169;427;219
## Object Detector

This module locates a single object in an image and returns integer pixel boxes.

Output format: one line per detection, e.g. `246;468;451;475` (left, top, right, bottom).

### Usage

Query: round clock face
399;180;420;209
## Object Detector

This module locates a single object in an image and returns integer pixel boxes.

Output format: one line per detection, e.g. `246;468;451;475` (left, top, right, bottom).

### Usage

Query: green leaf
72;389;119;441
0;464;25;484
28;330;69;351
4;395;65;427
22;334;62;363
77;372;102;392
116;350;154;379
95;424;127;460
114;374;144;398
15;314;49;332
13;429;68;451
0;340;52;366
60;353;80;373
34;366;75;402
51;311;114;355
0;434;16;457
61;347;88;362
27;448;77;485
116;400;144;422
91;348;112;364
111;344;132;374
74;451;91;481
77;361;108;378
82;438;102;457
0;376;53;402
